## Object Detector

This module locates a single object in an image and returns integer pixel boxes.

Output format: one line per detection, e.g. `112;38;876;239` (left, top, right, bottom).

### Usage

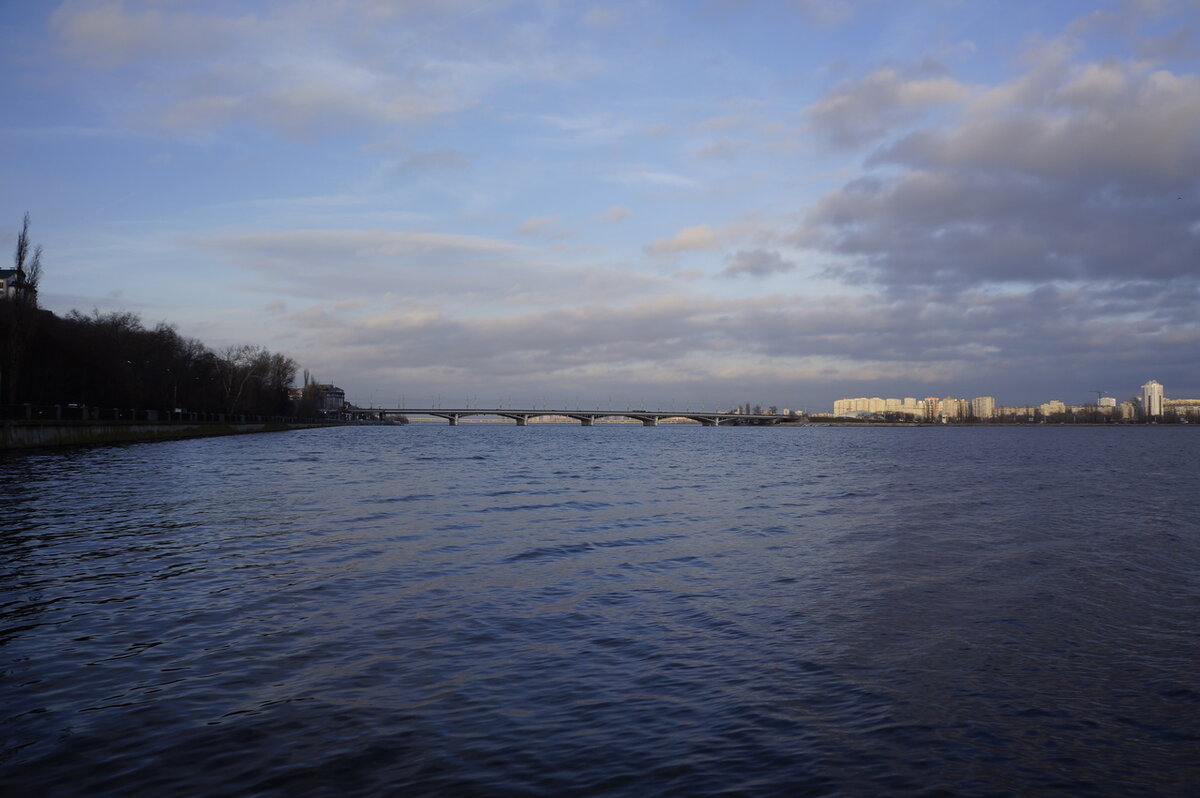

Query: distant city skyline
831;378;1199;419
2;1;1198;409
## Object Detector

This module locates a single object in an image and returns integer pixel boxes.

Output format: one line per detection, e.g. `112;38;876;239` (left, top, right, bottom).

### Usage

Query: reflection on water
2;426;1198;795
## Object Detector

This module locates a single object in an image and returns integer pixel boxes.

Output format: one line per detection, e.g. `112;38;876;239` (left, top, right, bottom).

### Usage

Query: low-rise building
313;384;346;412
1165;398;1200;419
0;268;30;302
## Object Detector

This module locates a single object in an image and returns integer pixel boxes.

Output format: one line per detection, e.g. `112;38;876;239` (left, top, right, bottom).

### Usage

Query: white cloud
792;0;855;26
806;66;971;148
49;0;254;67
395;150;470;174
700;115;744;131
646;225;721;255
696;139;745;161
207;228;668;306
611;169;701;189
50;1;596;138
272;282;1200;407
583;7;621;30
797;52;1200;288
879;62;1200;192
516;216;560;236
599;206;632;223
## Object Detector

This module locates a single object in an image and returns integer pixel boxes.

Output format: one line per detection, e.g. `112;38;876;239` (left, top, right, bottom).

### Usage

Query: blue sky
2;0;1198;409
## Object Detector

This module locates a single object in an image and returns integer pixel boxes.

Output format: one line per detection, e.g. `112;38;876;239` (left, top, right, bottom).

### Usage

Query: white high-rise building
971;396;996;421
940;397;967;420
1039;400;1066;417
1141;380;1164;418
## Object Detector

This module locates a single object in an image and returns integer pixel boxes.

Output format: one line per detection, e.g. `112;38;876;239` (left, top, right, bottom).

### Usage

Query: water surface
2;425;1198;795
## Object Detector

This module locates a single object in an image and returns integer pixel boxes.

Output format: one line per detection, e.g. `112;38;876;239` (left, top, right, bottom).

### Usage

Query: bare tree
2;214;43;401
13;213;42;307
215;344;265;415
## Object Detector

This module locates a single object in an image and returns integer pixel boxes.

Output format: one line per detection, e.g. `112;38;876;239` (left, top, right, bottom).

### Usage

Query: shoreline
0;419;350;451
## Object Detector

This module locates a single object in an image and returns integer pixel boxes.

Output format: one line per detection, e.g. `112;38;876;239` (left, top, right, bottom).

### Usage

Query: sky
2;0;1198;411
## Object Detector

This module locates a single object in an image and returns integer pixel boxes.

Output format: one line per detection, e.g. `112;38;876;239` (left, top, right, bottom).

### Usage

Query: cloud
796;55;1200;287
696;138;745;160
516;216;560;236
49;0;253;68
208;228;667;306
1136;26;1200;60
157;53;475;135
395;150;469;174
880;63;1200;193
281;282;1200;406
32;0;1200;408
798;169;1200;287
722;250;797;278
700;115;744;131
49;1;596;137
611;169;701;189
806;64;971;148
599;206;632;223
791;0;855;26
583;7;621;30
646;225;721;255
210;229;529;298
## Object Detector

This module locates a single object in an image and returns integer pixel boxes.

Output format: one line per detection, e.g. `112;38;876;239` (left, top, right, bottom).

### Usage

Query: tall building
1039;400;1066;417
1141;380;1164;418
971;396;996;421
940;397;968;420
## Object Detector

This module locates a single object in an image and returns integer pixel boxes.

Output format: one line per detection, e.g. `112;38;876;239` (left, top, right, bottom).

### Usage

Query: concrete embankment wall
1;421;338;450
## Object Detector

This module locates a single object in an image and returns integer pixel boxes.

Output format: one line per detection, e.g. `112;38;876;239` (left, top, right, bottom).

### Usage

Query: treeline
1;303;300;416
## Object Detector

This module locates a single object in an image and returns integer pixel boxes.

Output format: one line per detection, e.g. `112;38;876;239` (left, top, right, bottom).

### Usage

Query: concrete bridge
355;408;784;427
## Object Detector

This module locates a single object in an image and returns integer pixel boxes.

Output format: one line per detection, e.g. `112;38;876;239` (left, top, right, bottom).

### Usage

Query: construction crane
1092;390;1106;404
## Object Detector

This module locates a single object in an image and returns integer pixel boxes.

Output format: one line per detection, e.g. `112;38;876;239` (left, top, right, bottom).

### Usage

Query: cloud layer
796;53;1200;290
8;1;1199;408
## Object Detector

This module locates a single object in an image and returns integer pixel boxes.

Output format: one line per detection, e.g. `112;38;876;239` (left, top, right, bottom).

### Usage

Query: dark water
2;425;1198;796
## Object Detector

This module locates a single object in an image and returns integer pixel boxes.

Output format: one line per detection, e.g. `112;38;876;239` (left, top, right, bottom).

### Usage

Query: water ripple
2;426;1198;796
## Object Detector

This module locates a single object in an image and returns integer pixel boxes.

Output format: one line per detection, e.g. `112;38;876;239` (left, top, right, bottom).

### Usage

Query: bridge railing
368;408;792;425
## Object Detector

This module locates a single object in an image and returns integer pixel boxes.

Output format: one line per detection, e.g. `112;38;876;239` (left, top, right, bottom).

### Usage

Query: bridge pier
447;414;459;426
699;418;719;427
580;417;595;427
641;418;658;427
515;416;528;426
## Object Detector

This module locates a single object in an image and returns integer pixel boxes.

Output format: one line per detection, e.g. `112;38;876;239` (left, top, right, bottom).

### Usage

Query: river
2;424;1197;795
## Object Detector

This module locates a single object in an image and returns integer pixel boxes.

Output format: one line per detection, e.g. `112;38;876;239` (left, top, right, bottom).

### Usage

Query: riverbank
0;419;348;450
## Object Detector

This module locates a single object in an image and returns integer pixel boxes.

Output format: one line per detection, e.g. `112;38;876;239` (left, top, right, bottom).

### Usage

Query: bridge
349;408;785;427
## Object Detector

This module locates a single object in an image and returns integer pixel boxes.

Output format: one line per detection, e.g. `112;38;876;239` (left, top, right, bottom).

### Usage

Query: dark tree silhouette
13;213;43;308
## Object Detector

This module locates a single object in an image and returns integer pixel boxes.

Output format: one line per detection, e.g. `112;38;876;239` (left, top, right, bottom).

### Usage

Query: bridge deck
353;409;783;426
